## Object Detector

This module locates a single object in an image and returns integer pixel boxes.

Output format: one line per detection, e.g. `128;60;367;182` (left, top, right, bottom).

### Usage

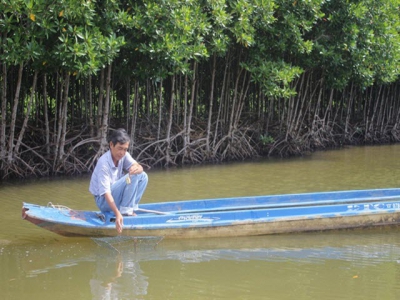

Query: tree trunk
7;62;24;163
126;77;131;132
228;67;243;136
58;72;70;161
344;83;354;137
129;80;139;150
97;68;105;137
183;72;188;148
88;75;94;136
213;57;229;148
1;59;7;162
43;73;50;155
53;73;62;164
99;64;112;152
323;88;334;125
368;85;383;135
165;75;176;165
293;73;307;135
157;79;163;140
206;54;216;154
233;70;250;129
185;61;197;155
14;70;38;155
311;83;323;133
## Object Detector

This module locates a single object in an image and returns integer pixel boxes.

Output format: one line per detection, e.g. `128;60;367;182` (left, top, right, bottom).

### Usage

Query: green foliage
0;0;399;91
0;0;126;75
206;0;232;54
244;59;303;98
260;134;275;145
129;0;210;75
241;0;322;98
0;0;45;65
309;0;400;89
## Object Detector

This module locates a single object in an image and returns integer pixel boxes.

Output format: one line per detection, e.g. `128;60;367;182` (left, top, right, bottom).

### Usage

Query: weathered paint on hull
23;208;400;239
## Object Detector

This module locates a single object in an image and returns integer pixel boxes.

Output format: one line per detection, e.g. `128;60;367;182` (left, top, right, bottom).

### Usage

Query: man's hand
104;192;124;234
115;212;123;233
129;163;143;175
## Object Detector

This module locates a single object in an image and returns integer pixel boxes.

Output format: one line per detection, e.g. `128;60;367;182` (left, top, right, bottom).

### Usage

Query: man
89;128;148;233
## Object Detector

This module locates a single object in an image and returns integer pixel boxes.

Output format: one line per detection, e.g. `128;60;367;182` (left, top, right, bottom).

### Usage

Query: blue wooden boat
22;188;400;238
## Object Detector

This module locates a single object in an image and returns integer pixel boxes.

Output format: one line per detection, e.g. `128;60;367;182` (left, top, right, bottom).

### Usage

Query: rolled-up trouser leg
118;172;148;214
94;172;148;215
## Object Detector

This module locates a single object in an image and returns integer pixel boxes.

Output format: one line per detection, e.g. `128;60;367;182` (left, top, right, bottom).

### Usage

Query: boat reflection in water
15;229;400;299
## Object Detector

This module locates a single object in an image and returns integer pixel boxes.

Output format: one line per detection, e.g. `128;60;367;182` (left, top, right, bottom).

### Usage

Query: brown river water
1;145;400;299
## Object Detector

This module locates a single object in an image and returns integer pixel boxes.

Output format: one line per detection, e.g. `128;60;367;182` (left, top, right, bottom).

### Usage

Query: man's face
110;142;129;163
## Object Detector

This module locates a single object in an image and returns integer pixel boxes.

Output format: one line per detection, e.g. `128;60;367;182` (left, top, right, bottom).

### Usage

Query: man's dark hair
108;128;130;145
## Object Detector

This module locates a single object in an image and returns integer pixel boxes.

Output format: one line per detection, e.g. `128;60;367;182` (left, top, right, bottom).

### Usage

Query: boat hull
22;188;400;238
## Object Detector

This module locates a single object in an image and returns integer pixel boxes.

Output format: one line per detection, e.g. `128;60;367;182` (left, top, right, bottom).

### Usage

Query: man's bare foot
122;212;137;216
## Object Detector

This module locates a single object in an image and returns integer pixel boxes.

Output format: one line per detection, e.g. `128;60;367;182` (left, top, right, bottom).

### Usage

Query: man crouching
89;128;148;233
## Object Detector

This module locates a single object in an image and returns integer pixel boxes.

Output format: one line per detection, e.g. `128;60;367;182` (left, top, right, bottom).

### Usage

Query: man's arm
104;192;123;233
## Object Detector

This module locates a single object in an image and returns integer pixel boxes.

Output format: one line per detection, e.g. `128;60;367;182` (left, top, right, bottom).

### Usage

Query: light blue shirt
89;150;136;196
